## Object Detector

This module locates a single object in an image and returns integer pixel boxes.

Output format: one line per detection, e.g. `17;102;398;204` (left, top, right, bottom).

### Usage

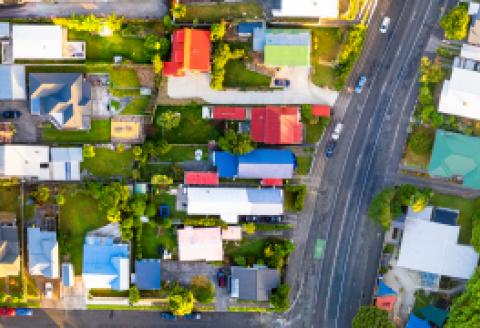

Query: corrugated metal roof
212;106;246;120
135;259;161;290
184;171;219;185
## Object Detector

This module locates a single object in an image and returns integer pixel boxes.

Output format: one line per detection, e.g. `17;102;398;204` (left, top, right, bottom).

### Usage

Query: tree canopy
368;188;397;230
218;129;254;155
270;283;290;312
168;286;194;316
190;275;215;303
171;3;187;19
129;286;140;305
156;111;181;131
408;127;435;156
445;269;480;327
352;306;394;328
211;21;226;41
440;3;470;40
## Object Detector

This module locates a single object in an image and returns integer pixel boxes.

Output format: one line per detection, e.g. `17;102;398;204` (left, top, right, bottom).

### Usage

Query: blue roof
246;188;283;203
214;151;239;178
135;259;161;290
238;149;296;165
62;263;74;287
406;314;431;328
376;280;397;297
238;22;264;35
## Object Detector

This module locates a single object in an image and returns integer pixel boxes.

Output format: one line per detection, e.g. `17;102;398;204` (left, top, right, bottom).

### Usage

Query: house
29;73;92;130
406;314;430;328
0;65;26;100
396;207;478;279
251;106;303;144
230;266;280;301
177;226;223;262
0;145;82;181
202;106;248;121
429;130;480;189
0;213;20;278
62;263;74;287
82;223;130;291
438;45;480;120
184;171;219;185
27;227;59;279
253;29;311;67
237;21;265;38
213;149;296;179
11;24;85;61
374;280;397;312
164;28;211;76
311;105;331;118
184;187;283;224
134;259;161;290
271;0;338;19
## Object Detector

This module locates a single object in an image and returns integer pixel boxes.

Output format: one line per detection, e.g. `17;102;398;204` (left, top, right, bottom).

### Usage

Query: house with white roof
177;227;223;262
27;227;59;279
272;0;338;19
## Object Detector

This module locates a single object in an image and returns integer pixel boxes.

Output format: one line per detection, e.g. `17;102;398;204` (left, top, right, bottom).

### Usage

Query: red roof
184;171;219;185
312;105;331;117
261;178;283;186
251;106;303;144
164;28;211;77
212;106;246;120
375;295;397;312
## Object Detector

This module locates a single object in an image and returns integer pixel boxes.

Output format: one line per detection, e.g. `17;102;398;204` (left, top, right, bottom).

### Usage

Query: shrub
285;185;307;212
440;3;469;40
190;275;215;303
218;129;254;155
168;286;194;316
242;222;256;235
270;283;290;312
408;127;435;156
183;217;227;228
83;144;95;158
129;286;140;305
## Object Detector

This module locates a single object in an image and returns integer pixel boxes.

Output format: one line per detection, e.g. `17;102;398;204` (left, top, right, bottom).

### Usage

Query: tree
105;12;124;33
210;42;245;90
152;54;163;75
83;144;95;158
156;111;181;131
107;208;122;223
168;286;194;316
270;283;290;312
440;3;469;40
234;256;246;266
33;185;50;204
410;191;429;212
144;35;170;57
190;275;215;303
130;196;147;217
264;239;295;270
300;104;316;124
210;21;226;41
171;3;187;19
151;174;173;186
367;188;396;230
116;143;125;153
285;185;307;212
393;184;418;207
352;306;394;328
129;286;140;305
471;210;480;253
242;222;256;235
218;129;254;155
156;139;172;155
407;127;435;156
445;270;480;327
418;84;433;105
56;194;65;206
145;203;157;218
132;146;143;160
163;15;172;31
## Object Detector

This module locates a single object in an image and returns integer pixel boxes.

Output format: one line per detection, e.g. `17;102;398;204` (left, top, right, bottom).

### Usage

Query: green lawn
68;30;150;63
311;64;340;90
156;145;208;162
141;223;177;258
179;2;263;22
122;96;150;115
42;120;111;143
225;238;266;261
81;148;135;178
59;190;107;274
110;67;140;89
0;186;19;212
305;117;331;144
296;156;313;175
155;105;221;144
430;193;480;244
224;60;271;89
312;28;345;62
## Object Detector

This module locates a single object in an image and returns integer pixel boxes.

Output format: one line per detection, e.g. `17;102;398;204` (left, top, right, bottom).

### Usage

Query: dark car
16;308;33;316
217;269;226;288
184;312;201;320
160;312;177;320
325;140;337;158
0;308;16;317
2;111;21;119
274;78;291;88
354;75;367;94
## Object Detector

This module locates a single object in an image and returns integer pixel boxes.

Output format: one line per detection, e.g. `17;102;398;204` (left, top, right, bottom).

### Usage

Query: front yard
296;156;313;175
42;120;111;143
305;117;331;144
224;60;271;90
179;2;263;22
81;147;135;179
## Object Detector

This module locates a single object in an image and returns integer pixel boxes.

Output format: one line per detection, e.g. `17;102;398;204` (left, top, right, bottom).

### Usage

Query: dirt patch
135;66;155;88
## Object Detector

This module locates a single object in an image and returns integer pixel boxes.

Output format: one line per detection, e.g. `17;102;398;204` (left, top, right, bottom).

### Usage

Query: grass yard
312;28;345;62
402;126;435;169
141;223;177;258
155;105;221;144
59;189;107;274
430;193;480;244
311;64;339;90
296;156;313;175
81;148;135;178
0;186;20;212
68;30;150;63
110;67;140;89
305;117;331;144
121;96;150;115
225;238;266;261
42;120;111;143
180;2;263;22
156;145;208;162
224;60;271;89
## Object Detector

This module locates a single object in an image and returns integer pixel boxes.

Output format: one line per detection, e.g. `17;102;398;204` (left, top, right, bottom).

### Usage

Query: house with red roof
251;106;303;144
311;105;331;118
184;171;219;185
164;28;211;77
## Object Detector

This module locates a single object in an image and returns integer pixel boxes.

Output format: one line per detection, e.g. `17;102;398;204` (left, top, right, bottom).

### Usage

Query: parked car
325;122;344;158
380;16;391;34
354;75;367;94
184;312;201;320
325;140;337;158
16;308;32;316
1;111;21;119
274;78;291;88
45;282;53;299
0;308;16;317
160;312;177;320
217;269;226;288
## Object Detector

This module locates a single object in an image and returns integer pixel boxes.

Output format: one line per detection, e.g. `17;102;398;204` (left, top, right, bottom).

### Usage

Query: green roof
429;129;480;189
264;45;310;66
417;305;448;327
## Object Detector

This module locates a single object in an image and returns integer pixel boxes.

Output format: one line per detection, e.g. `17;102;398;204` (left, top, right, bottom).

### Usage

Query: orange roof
375;295;397;312
312;105;331;117
251;106;303;144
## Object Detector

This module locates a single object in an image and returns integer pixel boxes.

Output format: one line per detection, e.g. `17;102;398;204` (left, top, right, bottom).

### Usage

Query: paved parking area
0;100;40;143
167;67;339;105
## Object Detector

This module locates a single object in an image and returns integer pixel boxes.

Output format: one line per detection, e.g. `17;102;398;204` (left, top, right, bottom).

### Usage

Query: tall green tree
218;129;254;155
367;188;396;230
210;21;226;41
352;306;394;328
270;283;290;312
171;3;187;19
190;275;215;303
168;286;194;316
445;270;480;327
440;3;470;40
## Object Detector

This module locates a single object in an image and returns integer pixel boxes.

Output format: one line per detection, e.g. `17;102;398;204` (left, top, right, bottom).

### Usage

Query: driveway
0;100;40;143
167;68;339;105
0;0;168;19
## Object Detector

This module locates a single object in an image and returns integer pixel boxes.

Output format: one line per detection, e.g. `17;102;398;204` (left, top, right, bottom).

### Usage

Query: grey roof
0;22;9;38
0;65;26;100
231;266;280;301
0;225;19;265
50;147;83;162
135;259;161;290
265;29;311;46
238;163;294;179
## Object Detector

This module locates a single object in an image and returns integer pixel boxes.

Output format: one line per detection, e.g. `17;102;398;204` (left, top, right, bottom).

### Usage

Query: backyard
42;120;111;143
225;238;266;265
122;96;150;115
0;186;20;213
81;147;135;179
155;145;208;162
141;223;177;258
305;117;331;144
179;2;263;22
224;60;271;90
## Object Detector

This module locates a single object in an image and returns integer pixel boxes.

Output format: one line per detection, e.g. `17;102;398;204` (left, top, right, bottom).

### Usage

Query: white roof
186;187;283;224
397;218;479;279
0;145;51;180
438;67;480;120
460;43;480;61
272;0;338;18
12;25;63;60
469;2;480;15
238;163;294;179
0;65;26;100
177;227;223;262
50;147;83;162
0;22;10;38
406;206;433;221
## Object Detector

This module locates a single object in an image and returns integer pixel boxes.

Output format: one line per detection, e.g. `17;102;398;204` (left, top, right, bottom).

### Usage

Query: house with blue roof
213;149;296;179
237;21;265;38
29;73;91;130
27;227;59;278
134;259;161;290
82;224;130;291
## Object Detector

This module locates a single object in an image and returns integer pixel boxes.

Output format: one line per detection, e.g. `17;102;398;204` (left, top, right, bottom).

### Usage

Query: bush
83;144;95;158
440;3;469;40
368;188;396;230
285;185;307;212
408;127;435;156
129;286;140;305
334;25;366;88
242;222;256;235
190;275;215;303
218;129;254;155
352;306;394;328
168;286;194;316
183;217;227;228
270;283;290;312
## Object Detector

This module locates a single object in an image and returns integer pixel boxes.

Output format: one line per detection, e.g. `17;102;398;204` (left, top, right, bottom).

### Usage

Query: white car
45;282;53;299
380;17;391;34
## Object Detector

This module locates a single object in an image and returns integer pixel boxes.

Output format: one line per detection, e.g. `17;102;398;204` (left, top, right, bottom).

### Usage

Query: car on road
0;308;16;317
354;75;367;94
1;111;21;119
184;312;201;320
325;122;344;158
325;140;337;158
274;78;290;88
380;16;391;33
16;308;32;316
45;282;53;299
217;269;226;288
160;312;177;320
